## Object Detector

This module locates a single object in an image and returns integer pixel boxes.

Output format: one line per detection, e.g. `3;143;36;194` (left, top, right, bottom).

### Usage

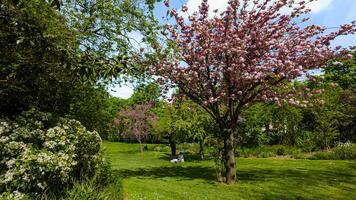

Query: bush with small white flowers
0;109;103;199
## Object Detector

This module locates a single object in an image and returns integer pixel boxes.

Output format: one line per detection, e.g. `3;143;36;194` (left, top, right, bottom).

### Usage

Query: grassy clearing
103;142;356;200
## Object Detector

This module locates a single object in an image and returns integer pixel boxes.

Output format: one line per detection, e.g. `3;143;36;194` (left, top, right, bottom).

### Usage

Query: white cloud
307;0;333;13
279;0;333;15
181;0;229;18
108;83;134;99
186;0;229;14
181;0;333;17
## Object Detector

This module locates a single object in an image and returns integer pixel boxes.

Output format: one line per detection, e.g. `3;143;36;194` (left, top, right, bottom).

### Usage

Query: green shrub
153;146;162;152
63;174;122;200
333;142;356;160
64;178;122;200
107;131;121;142
276;147;286;155
236;145;301;158
0;109;103;198
257;151;276;158
296;131;317;152
64;179;109;200
152;145;170;152
290;149;306;159
309;151;333;160
62;158;121;200
292;153;307;159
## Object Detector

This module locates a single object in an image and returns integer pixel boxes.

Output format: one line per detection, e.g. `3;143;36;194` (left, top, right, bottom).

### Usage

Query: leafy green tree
60;0;160;81
303;84;352;149
325;52;355;89
154;102;182;156
68;86;121;138
338;88;356;142
153;99;215;158
270;104;303;145
324;52;356;142
175;100;215;159
0;0;78;116
128;82;160;105
238;101;303;147
0;0;159;138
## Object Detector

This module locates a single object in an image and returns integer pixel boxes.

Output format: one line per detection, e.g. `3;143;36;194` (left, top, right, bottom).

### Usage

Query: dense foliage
0;0;79;116
235;54;356;150
0;0;157;136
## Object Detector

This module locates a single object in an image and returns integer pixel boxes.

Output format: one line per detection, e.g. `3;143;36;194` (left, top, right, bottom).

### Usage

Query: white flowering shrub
0;190;29;200
0;109;103;198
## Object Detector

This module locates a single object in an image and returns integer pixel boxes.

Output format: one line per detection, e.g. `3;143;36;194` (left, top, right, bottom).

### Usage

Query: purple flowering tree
115;103;157;152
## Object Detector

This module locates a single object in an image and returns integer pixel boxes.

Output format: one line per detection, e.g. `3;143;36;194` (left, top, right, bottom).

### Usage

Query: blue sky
109;0;356;99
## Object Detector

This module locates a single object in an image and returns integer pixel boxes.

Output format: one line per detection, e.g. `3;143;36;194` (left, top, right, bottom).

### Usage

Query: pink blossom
333;61;342;66
150;0;355;127
181;5;188;12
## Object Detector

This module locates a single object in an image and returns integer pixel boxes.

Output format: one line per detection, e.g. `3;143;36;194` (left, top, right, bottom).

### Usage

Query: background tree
151;0;356;184
325;52;355;90
270;103;303;145
154;102;182;156
338;87;356;142
237;100;303;147
237;103;274;146
115;102;157;152
153;98;215;157
67;86;121;138
128;82;161;105
324;52;356;142
176;99;215;159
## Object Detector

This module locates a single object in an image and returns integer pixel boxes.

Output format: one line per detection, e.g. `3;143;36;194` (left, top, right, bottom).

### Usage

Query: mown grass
103;142;356;200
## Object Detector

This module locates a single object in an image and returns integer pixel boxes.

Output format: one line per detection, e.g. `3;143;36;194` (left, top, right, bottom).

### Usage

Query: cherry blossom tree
115;103;157;152
151;0;356;184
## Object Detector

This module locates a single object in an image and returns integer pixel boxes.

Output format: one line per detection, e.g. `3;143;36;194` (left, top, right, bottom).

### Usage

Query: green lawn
103;142;356;200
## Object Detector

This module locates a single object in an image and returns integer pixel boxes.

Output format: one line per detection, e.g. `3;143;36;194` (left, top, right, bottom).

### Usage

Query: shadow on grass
237;168;355;185
112;163;356;200
237;167;356;200
349;162;356;170
158;152;214;162
115;164;356;188
116;165;217;184
108;149;146;154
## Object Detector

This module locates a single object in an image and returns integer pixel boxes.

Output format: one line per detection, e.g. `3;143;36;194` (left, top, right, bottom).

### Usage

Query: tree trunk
199;139;204;160
139;140;143;153
169;135;176;156
224;129;236;184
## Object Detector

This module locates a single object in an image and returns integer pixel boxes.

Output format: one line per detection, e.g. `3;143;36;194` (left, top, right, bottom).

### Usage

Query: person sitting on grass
170;152;184;163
